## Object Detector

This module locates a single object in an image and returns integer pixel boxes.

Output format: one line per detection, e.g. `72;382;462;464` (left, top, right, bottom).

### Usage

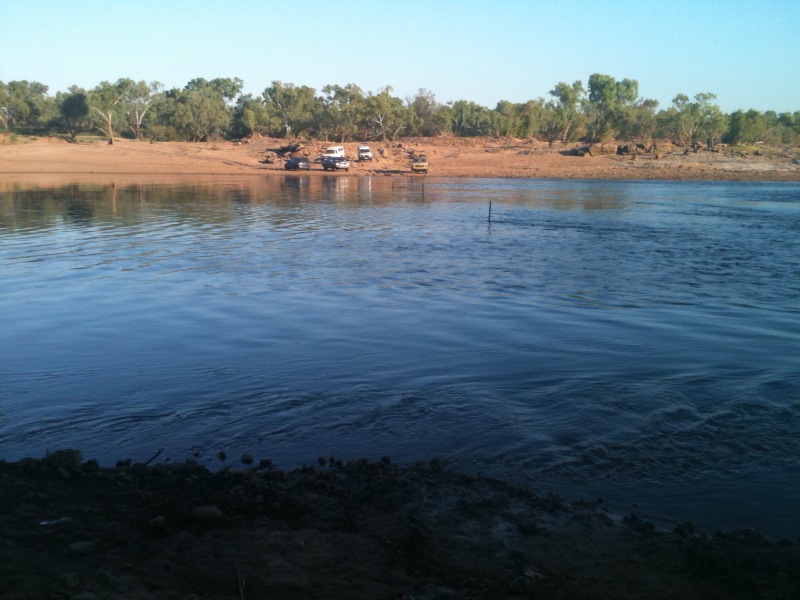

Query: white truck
358;145;373;161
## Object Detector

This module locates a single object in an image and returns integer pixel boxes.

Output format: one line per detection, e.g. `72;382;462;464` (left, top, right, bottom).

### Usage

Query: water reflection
2;177;799;537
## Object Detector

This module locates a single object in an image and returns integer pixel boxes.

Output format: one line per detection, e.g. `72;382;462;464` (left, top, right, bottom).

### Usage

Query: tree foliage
0;80;55;131
88;80;129;143
262;81;318;138
548;80;584;142
58;89;90;139
2;74;797;146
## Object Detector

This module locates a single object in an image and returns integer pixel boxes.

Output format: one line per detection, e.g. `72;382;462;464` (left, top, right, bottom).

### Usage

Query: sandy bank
1;135;798;185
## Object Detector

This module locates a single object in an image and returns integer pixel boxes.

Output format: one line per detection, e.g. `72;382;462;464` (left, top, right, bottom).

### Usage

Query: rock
58;572;81;589
149;515;167;530
240;453;254;465
45;449;82;469
191;505;223;520
67;541;96;555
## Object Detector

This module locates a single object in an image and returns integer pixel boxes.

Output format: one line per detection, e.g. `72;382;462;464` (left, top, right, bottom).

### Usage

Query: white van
322;146;346;158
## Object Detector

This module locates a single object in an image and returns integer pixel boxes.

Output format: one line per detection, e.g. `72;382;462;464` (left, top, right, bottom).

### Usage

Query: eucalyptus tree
168;78;243;141
622;98;659;141
540;100;564;145
724;109;786;145
407;89;446;136
666;92;724;145
492;100;524;137
548;80;584;142
231;94;275;138
363;86;409;140
0;80;54;131
512;99;543;140
584;74;642;142
57;88;90;140
88;79;129;143
778;111;800;144
319;83;366;141
0;81;7;130
448;100;492;136
183;77;244;107
262;81;318;138
119;79;162;140
169;88;227;141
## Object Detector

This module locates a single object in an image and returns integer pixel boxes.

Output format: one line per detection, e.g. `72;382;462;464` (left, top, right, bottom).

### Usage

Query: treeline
1;75;798;146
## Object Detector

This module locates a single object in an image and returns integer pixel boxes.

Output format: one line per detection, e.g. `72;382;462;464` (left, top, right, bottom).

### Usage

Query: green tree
319;83;366;141
548;80;584;142
262;81;318;138
513;99;545;140
170;89;227;141
408;89;447;136
448;100;492;136
584;74;641;142
724;109;783;145
491;100;524;137
363;86;409;141
623;98;659;141
666;92;723;145
0;80;53;130
88;79;129;143
0;81;7;130
776;111;800;144
57;89;90;140
231;94;274;138
167;78;242;141
119;79;162;140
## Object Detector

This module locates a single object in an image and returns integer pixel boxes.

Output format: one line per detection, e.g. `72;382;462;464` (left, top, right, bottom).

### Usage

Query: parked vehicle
284;156;311;171
358;145;373;161
322;146;346;158
322;156;350;171
411;154;429;173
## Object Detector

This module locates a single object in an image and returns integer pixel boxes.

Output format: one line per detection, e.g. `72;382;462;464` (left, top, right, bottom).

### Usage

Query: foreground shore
2;451;798;599
1;135;799;184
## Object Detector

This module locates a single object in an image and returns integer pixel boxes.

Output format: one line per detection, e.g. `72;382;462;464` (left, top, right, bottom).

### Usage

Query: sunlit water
2;176;799;537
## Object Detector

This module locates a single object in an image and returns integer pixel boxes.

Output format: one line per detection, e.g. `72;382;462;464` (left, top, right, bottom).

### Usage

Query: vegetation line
1;76;797;147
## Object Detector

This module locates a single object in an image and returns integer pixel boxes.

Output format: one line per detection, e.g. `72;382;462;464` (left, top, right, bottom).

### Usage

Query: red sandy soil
1;135;798;185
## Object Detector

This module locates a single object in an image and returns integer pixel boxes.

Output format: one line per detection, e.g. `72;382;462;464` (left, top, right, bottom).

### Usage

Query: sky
1;0;798;114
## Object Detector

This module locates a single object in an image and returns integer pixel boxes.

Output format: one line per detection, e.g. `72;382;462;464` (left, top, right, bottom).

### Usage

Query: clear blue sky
1;0;798;114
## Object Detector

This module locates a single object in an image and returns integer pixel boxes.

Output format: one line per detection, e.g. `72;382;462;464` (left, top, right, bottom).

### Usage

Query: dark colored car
284;156;311;171
321;156;350;171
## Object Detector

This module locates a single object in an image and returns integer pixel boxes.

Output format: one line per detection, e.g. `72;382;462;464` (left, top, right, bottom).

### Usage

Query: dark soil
2;450;798;599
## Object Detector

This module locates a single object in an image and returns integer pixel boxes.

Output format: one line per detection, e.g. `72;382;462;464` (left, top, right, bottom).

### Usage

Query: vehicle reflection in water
282;175;310;200
322;175;350;202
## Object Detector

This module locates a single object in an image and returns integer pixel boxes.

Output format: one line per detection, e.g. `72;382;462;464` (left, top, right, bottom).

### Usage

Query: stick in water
488;201;492;222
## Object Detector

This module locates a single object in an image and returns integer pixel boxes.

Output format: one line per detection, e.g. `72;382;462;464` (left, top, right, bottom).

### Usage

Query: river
1;175;798;537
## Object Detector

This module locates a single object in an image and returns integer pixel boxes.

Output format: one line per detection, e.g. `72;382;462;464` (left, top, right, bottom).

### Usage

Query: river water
1;175;799;537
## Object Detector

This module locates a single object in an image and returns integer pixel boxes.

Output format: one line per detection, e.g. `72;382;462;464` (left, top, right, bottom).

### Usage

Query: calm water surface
2;176;799;537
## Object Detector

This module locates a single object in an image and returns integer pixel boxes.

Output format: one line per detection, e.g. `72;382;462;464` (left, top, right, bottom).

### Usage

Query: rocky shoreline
2;450;798;599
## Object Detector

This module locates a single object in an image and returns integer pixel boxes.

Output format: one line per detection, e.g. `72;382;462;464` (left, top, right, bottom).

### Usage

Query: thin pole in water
488;201;492;222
